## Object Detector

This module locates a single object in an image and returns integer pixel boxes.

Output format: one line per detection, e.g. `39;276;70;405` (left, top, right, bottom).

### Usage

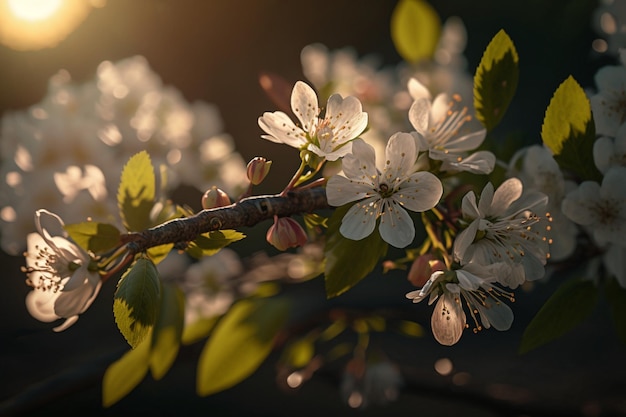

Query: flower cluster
0;56;248;255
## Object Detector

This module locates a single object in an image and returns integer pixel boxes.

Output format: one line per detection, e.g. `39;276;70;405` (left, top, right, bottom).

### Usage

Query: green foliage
395;319;424;338
118;151;156;232
196;297;290;396
520;278;598;354
147;243;175;265
281;338;315;369
473;29;519;132
185;230;246;259
390;0;441;63
182;316;219;345
102;332;151;408
605;277;626;344
150;283;185;380
103;283;185;406
324;204;388;298
64;221;120;253
113;256;161;348
541;76;601;181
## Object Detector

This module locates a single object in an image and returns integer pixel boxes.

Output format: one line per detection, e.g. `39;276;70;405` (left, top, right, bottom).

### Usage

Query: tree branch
123;186;329;254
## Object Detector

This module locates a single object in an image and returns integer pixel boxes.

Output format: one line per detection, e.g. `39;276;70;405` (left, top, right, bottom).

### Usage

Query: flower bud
201;186;231;209
266;216;308;251
247;157;272;185
407;254;445;287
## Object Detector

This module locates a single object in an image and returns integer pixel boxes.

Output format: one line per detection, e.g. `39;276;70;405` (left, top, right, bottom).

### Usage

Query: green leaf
102;336;151;407
64;221;121;253
182;316;219;345
118;151;156;232
324;204;388;298
605;277;626;345
541;76;601;181
281;338;315;369
114;256;161;348
186;230;246;259
390;0;441;63
147;243;174;265
520;278;598;354
150;283;185;380
196;297;290;396
473;29;519;132
396;320;424;338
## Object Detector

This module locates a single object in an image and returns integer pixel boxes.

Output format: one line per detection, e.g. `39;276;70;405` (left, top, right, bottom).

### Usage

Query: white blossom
23;210;102;332
406;263;514;346
258;81;368;161
326;134;443;248
589;64;626;137
407;78;494;175
594;123;626;173
561;166;626;246
453;178;550;288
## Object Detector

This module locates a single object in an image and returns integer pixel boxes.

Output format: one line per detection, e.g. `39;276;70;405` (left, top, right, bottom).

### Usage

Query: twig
123;187;329;254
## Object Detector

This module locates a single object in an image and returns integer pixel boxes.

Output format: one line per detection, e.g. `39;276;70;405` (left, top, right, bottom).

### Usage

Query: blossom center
429;94;472;147
23;244;82;292
378;183;394;198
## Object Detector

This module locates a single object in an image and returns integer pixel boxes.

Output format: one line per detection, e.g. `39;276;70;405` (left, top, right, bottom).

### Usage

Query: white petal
453;219;479;263
378;201;415;248
561;181;600;225
430;93;451;125
25;290;60;322
440;129;487;153
53;316;80;332
489;178;523;216
394;172;443;212
408;98;431;135
290;81;319;132
342;139;378;181
326;175;373;206
431;292;465;346
339;197;380;241
325;95;368;144
593;136;614;174
441;150;495;175
258;112;307;147
477;182;494;216
407;77;431;101
382;133;417;181
477;298;513;331
604;244;626;288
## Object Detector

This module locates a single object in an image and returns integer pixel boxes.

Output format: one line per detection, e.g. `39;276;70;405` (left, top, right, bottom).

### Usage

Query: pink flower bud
201;186;232;209
266;216;308;251
247;156;272;185
407;254;445;287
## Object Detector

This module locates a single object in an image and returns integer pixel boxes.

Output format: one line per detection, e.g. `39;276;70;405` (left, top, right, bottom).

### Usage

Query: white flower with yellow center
258;81;368;161
407;78;494;174
562;166;626;246
406;263;514;346
23;209;102;331
326;134;443;248
453;178;550;288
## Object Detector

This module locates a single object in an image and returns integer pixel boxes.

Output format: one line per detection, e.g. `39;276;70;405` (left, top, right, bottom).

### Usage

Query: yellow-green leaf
64;221;120;253
150;283;185;380
118;151;156;232
390;0;441;63
147;243;174;265
102;336;151;407
113;256;161;348
196;297;290;396
541;76;601;181
186;230;246;259
324;204;388;298
280;338;315;369
473;29;519;132
182;316;219;345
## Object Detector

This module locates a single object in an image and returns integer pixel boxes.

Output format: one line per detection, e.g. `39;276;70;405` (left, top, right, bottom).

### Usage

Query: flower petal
378;200;415;248
342;138;378;181
407;77;431;101
290;81;319;132
431;292;466;346
490;178;523;216
325;94;368;145
408;98;431;135
258;111;307;147
477;298;514;331
382;132;417;181
327;174;373;206
453;219;479;263
339;197;379;241
394;171;443;212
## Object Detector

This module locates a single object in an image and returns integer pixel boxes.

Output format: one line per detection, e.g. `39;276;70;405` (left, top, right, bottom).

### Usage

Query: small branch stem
123;186;329;254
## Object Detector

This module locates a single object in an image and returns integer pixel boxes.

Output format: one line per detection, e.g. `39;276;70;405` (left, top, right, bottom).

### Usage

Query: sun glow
7;0;63;21
0;0;106;50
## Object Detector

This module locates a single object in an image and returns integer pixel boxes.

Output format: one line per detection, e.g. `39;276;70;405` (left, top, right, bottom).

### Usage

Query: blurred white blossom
0;55;247;254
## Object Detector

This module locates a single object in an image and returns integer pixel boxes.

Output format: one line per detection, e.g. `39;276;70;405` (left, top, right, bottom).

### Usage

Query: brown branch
123;186;329;254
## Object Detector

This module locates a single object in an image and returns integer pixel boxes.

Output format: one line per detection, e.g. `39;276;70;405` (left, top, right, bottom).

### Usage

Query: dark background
2;1;625;416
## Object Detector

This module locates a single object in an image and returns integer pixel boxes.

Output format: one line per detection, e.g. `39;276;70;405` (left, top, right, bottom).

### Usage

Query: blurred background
1;0;625;416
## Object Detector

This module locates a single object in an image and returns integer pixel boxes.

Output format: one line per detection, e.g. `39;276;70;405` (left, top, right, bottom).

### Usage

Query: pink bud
266;216;308;251
247;157;272;185
201;186;232;209
407;254;445;287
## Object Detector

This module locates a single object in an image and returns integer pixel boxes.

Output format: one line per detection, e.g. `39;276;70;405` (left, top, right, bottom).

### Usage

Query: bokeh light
0;0;105;50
